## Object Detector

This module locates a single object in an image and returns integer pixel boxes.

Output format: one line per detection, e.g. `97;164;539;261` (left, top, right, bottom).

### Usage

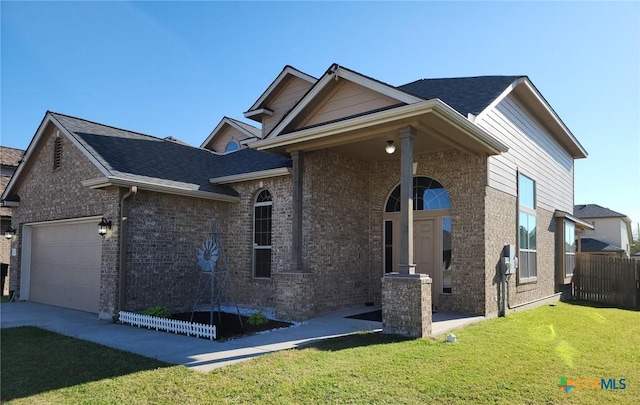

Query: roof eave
243;108;273;122
554;210;595;230
82;176;240;203
210;167;291;185
253;100;508;155
0;200;19;207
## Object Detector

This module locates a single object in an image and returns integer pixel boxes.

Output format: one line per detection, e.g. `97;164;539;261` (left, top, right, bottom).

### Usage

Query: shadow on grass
298;331;412;352
562;299;639;312
0;326;170;402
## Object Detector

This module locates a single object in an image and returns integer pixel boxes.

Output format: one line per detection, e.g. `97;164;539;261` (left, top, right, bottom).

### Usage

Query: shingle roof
51;112;290;197
0;146;24;168
580;238;625;253
397;76;523;117
226;117;261;138
574;204;626;219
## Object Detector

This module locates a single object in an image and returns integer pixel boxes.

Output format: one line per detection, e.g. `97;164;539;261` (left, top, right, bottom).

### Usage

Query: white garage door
29;220;102;313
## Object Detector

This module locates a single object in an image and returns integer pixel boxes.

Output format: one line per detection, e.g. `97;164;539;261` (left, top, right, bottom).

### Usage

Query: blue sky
1;1;639;230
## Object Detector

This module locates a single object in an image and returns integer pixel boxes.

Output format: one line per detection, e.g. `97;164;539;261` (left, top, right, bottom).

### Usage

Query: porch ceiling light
385;140;396;154
98;217;112;236
4;227;16;240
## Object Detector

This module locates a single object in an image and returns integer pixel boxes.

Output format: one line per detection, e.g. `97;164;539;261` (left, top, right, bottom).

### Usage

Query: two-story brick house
2;63;588;330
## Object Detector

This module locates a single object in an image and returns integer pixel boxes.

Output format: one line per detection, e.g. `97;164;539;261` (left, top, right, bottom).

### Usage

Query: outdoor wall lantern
4;227;16;240
385;140;396;154
98;218;112;236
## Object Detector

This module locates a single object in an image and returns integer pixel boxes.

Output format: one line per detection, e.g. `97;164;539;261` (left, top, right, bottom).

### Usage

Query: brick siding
8;123;121;318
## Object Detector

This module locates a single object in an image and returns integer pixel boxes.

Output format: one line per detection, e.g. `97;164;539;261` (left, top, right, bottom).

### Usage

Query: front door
414;218;439;307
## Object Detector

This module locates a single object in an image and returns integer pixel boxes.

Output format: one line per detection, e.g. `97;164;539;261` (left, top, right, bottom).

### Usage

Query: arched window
225;140;240;153
254;190;272;278
383;177;453;295
385;177;451;212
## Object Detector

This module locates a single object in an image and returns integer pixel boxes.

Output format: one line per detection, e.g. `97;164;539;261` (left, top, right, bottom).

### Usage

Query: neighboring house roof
574;204;626;219
0;146;24;168
580;237;626;254
0;146;24;217
0;176;12;217
398;76;524;118
2;112;290;203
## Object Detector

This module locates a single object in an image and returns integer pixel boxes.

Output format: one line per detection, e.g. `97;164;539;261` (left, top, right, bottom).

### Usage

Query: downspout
117;186;137;317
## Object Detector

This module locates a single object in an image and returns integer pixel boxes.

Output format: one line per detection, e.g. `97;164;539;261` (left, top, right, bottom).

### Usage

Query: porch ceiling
254;100;508;160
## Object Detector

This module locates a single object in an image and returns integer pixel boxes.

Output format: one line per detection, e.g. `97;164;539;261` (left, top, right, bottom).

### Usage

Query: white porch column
398;126;416;274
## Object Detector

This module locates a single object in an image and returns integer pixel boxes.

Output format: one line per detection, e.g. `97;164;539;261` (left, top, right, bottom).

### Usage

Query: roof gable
266;63;423;139
288;77;404;132
200;117;260;151
244;65;317;121
476;77;587;159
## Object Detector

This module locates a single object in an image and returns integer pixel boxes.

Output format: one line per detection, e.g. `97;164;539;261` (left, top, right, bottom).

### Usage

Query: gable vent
53;135;62;170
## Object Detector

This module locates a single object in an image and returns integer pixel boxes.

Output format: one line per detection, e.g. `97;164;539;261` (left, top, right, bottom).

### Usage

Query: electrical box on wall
503;244;517;275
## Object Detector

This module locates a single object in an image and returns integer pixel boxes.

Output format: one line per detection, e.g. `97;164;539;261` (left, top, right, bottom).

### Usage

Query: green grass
1;302;638;404
1;294;9;303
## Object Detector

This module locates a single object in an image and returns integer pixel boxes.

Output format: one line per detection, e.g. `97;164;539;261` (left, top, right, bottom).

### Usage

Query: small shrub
143;306;172;319
247;312;268;326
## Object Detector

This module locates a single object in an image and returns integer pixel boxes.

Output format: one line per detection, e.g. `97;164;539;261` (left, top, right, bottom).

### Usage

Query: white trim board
82;176;240;203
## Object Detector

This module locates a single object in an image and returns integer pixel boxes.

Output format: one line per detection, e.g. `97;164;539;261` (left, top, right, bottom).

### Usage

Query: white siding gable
477;94;574;213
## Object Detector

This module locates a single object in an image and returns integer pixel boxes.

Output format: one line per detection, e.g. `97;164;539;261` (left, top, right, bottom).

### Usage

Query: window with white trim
518;173;537;281
225;140;240;153
564;221;575;278
253;190;272;278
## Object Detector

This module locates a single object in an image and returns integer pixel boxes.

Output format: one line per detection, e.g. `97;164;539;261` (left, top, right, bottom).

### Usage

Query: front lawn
1;302;638;404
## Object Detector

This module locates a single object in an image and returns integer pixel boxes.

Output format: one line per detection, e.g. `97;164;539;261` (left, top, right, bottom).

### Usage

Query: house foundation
382;273;432;337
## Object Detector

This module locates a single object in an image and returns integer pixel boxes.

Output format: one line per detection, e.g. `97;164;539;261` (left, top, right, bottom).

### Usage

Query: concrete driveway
1;301;483;372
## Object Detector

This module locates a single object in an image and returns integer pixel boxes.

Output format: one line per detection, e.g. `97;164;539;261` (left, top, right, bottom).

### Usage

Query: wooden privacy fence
573;253;640;309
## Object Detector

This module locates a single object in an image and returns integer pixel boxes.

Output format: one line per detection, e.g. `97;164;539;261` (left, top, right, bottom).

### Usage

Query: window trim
224;140;240;153
253;189;272;279
383;177;453;295
385;176;451;213
517;172;537;284
564;220;576;279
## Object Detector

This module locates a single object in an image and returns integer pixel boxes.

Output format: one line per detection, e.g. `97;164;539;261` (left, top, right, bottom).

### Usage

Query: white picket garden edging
118;311;216;340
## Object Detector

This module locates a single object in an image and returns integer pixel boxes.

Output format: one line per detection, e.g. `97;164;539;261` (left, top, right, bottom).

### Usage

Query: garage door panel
30;280;100;311
29;221;102;313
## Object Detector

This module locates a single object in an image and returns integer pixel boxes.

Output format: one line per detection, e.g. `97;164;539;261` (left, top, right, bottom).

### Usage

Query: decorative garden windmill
191;219;242;329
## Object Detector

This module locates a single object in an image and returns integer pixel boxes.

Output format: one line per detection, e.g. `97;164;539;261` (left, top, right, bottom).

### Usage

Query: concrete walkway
0;302;484;372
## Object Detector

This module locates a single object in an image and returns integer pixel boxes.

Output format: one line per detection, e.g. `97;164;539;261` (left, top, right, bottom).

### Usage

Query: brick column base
382;273;432;337
275;272;315;321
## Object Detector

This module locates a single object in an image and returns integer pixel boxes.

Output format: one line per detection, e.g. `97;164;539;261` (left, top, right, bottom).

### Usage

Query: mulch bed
172;311;291;340
345;309;382;322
